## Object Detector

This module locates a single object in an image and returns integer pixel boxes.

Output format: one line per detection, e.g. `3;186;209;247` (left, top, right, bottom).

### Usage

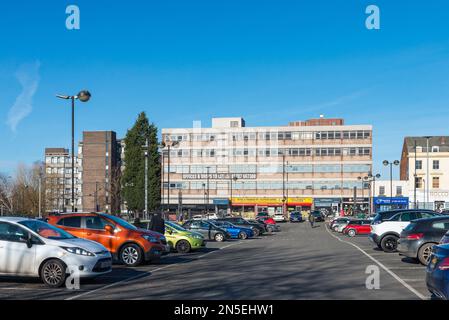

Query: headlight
61;247;94;257
142;235;158;243
191;234;203;240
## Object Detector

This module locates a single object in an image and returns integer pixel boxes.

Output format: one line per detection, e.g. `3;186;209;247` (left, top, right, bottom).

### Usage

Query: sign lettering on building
182;173;257;180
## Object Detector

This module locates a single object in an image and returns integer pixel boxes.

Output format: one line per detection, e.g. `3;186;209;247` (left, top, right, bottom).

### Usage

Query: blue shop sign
374;197;409;205
213;199;229;205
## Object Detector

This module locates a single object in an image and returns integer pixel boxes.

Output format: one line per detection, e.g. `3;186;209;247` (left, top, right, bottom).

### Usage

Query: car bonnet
45;237;108;253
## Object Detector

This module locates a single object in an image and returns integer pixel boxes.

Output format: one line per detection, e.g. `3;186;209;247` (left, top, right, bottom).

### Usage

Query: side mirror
104;225;114;234
166;229;173;235
25;233;33;248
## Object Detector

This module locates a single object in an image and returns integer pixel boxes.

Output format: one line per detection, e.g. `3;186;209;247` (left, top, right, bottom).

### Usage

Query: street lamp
56;90;91;212
383;160;400;201
229;175;238;214
364;173;381;214
160;140;180;215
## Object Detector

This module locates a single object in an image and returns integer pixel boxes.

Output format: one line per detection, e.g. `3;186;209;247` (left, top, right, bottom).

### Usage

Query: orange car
47;213;167;267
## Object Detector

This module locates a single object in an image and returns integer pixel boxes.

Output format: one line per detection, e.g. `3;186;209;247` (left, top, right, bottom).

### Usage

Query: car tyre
380;235;399;253
347;229;356;237
175;240;191;254
120;243;143;267
214;232;225;242
238;231;248;240
418;243;435;265
333;226;339;232
40;259;67;288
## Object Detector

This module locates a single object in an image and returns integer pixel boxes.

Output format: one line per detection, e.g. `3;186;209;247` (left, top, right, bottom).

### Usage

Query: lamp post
383;160;400;201
424;136;431;209
229;175;238;214
357;176;365;213
160;141;179;216
206;166;210;215
56;90;91;212
143;139;149;220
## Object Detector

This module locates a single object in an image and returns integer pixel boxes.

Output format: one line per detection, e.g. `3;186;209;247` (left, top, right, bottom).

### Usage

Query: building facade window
379;186;385;195
415;177;422;189
433;177;440;189
416;160;422;170
433;160;440;170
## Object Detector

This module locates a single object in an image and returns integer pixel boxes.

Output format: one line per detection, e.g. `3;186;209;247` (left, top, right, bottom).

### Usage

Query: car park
182;220;230;242
254;216;280;232
0;217;112;287
369;210;441;253
246;219;269;232
273;213;286;222
164;221;205;253
47;213;167;267
398;216;449;265
426;244;449;299
289;211;303;223
211;220;254;239
217;217;265;236
342;220;372;237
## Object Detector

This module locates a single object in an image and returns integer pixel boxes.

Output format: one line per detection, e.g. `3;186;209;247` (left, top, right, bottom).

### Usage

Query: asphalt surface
0;221;430;300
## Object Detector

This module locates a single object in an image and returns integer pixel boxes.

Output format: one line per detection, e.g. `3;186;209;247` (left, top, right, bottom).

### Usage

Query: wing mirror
104;225;114;234
166;229;173;235
25;233;33;248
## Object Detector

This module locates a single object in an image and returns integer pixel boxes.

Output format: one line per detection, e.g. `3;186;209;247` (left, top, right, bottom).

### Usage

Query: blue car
211;221;254;239
426;244;449;299
289;211;303;223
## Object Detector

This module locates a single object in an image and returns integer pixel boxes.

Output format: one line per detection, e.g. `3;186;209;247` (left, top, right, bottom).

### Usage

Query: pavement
0;221;430;300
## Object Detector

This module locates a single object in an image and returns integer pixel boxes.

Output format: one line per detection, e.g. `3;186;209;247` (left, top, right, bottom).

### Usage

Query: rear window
432;221;449;230
403;222;417;232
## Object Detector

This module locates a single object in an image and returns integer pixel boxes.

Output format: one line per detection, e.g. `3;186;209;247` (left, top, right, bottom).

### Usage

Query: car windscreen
166;221;187;231
100;214;137;230
19;220;75;240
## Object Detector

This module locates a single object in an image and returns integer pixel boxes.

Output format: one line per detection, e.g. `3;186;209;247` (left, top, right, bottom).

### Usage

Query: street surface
0;222;429;300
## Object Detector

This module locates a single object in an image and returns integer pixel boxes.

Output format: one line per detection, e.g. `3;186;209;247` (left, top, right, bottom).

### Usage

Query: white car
0;217;112;287
273;213;286;222
369;210;440;252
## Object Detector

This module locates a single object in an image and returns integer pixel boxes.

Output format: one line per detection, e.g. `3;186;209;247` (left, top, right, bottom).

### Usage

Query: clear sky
1;0;449;180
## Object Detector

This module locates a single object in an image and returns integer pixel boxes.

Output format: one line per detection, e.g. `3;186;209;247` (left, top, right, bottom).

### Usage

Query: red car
257;216;276;225
342;220;372;237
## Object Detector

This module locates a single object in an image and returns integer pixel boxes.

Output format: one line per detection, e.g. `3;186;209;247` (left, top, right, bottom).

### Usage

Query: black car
216;217;264;237
246;219;268;232
398;216;449;265
310;210;325;222
182;220;230;242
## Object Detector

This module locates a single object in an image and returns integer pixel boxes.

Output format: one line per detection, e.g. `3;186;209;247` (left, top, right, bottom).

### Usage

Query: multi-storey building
161;117;373;216
79;131;122;213
372;180;409;212
44;148;82;213
400;136;449;211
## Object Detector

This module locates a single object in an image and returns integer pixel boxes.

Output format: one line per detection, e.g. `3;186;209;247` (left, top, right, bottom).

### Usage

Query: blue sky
1;0;449;180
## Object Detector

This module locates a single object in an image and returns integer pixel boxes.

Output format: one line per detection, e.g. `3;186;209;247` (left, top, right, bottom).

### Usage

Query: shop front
374;197;409;213
314;198;341;216
342;197;370;216
231;197;313;216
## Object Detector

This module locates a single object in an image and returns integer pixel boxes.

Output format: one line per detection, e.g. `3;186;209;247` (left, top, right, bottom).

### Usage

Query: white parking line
325;226;427;300
66;241;244;300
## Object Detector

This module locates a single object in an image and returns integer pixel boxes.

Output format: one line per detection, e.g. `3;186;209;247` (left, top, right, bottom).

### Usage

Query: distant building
372;180;409;212
44;148;82;213
400;136;449;211
162;116;373;216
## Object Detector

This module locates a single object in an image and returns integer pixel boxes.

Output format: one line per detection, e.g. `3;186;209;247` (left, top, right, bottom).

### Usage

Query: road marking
66;241;243;300
325;226;427;300
388;266;425;270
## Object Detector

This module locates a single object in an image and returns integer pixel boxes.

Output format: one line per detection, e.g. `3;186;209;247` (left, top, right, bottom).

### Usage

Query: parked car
0;217;112;287
273;213;286;223
211;220;254;239
342;220;372;237
289;211;303;223
47;213;167;267
369;209;441;253
182;220;230;242
256;216;280;232
331;218;353;233
309;210;325;222
246;219;268;232
398;216;449;265
164;221;205;253
256;211;269;219
217;217;265;236
426;244;449;299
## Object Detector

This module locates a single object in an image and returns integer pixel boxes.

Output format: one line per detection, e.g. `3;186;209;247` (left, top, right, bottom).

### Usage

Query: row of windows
164;130;371;142
415;177;441;189
168;147;371;158
415;160;440;170
165;164;371;174
164;180;367;190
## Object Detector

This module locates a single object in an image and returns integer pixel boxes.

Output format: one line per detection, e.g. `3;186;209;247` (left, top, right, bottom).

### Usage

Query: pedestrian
308;212;315;228
150;212;165;235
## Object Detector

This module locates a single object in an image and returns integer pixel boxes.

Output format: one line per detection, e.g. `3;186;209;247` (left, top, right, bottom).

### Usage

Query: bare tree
0;173;14;215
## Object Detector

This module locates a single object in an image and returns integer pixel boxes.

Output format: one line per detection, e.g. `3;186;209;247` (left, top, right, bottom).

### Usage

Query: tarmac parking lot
0;222;431;300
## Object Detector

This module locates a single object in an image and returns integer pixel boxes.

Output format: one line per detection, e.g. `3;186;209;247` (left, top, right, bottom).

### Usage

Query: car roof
411;216;449;224
0;216;35;223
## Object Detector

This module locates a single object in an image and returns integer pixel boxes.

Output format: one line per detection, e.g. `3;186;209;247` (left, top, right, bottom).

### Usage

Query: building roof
404;136;449;152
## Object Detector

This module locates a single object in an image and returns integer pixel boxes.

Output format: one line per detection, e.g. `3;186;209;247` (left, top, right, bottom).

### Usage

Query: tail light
406;233;424;240
438;257;449;271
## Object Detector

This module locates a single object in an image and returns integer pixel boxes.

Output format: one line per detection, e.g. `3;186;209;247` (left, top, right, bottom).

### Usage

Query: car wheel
238;231;248;240
120;243;143;267
347;229;356;237
40;259;67;288
381;235;399;253
175;240;191;253
418;243;435;265
214;232;225;242
251;228;260;237
333;226;339;232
